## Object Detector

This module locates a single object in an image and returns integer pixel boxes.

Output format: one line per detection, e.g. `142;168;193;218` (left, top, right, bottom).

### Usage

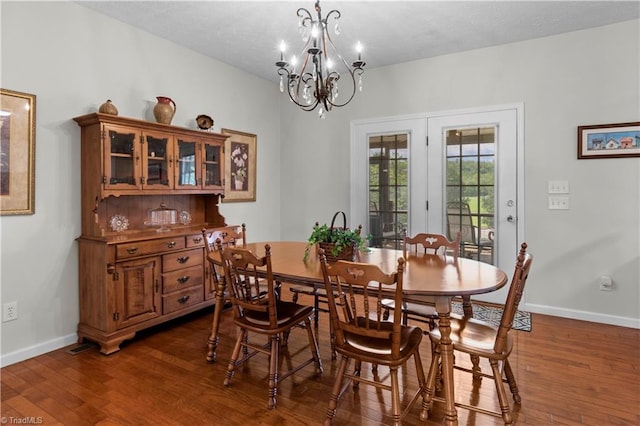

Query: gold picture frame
1;88;36;215
222;128;256;202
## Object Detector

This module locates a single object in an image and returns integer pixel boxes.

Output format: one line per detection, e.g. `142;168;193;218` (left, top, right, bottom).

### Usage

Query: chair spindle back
494;242;533;354
403;231;461;259
319;249;406;358
216;243;276;326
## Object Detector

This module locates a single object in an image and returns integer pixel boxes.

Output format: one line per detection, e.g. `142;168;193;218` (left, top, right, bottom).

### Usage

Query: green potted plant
303;212;370;262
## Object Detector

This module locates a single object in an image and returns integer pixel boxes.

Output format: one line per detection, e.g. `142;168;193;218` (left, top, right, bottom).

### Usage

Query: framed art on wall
577;122;640;159
222;128;256;202
1;88;36;215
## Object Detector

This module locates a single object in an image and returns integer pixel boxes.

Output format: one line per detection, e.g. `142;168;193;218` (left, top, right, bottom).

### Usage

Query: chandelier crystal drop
275;0;365;115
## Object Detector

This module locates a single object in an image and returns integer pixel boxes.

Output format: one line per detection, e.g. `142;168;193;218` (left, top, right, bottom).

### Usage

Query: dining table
206;241;508;426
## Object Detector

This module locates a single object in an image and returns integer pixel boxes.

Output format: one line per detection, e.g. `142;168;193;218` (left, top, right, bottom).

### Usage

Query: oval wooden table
206;241;508;425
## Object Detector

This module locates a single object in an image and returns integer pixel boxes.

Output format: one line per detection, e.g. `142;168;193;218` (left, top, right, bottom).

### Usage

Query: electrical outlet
3;301;18;322
548;196;569;210
548;180;570;194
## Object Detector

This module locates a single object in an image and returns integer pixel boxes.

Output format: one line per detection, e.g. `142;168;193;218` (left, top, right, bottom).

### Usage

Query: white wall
0;2;281;365
280;20;640;327
1;2;638;366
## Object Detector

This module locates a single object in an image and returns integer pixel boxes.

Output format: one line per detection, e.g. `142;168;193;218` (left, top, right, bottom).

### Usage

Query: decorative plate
109;214;129;232
196;114;214;130
179;210;192;225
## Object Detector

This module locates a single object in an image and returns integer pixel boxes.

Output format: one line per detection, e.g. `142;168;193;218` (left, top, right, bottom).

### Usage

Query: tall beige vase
153;96;176;125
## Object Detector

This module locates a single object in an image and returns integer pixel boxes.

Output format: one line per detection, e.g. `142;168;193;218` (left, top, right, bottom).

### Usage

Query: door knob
507;215;515;222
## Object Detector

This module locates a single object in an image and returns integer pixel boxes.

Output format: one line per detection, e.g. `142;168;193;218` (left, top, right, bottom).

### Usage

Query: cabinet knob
177;276;190;284
177;256;189;264
127;247;138;255
192;237;203;244
178;295;190;304
167;241;176;248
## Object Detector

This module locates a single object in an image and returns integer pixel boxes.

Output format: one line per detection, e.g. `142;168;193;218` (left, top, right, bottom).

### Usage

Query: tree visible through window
446;127;495;263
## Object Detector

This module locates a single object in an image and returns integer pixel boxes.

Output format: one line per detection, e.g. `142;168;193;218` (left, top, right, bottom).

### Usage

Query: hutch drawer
162;265;204;294
116;237;186;260
186;233;206;248
162;286;204;314
162;248;203;272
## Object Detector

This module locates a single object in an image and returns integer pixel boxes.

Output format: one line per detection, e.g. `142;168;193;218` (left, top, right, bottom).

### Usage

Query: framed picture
1;88;36;215
222;128;256;202
578;122;640;159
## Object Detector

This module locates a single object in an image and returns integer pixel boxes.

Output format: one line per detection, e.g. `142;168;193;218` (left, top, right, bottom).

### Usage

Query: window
445;127;495;263
368;134;408;249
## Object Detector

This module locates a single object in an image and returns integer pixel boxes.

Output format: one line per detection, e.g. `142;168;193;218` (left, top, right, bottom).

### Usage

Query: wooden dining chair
424;242;533;425
201;224;251;362
381;232;461;330
217;242;323;409
202;224;246;301
319;249;429;425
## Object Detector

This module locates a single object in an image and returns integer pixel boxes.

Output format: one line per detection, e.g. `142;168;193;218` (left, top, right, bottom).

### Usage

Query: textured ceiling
77;1;640;82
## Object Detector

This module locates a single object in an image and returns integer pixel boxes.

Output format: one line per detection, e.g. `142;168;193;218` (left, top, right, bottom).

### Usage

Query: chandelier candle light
275;0;365;118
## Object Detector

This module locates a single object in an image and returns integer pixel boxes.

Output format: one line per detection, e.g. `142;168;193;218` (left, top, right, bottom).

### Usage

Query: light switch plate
548;196;569;210
548;180;569;194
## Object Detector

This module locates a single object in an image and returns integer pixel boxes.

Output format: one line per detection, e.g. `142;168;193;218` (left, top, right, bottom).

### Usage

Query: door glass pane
445;127;495;264
177;140;197;186
108;130;136;185
368;133;408;249
146;135;169;186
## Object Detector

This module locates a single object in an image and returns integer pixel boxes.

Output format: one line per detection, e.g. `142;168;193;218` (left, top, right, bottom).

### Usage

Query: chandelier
275;0;365;118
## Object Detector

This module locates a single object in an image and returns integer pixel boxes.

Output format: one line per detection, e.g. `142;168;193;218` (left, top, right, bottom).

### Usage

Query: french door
351;105;524;303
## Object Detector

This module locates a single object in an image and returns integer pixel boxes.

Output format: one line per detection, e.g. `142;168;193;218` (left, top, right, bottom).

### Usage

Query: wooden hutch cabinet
74;113;229;354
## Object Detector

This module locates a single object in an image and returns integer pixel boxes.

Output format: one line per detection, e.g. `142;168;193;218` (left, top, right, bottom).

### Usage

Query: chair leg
224;328;246;387
304;317;324;375
313;293;320;327
424;342;441;415
267;333;280;409
352;360;362;390
328;319;337;360
471;355;482;379
503;359;521;404
413;352;429;421
402;311;409;326
282;327;291;346
389;365;401;426
490;359;513;425
242;331;249;357
325;355;349;425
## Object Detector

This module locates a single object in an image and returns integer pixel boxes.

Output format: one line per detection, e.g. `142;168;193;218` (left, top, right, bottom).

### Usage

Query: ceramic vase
98;99;118;115
153;96;176;125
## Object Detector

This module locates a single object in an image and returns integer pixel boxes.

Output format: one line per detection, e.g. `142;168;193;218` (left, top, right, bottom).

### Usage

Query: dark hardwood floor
2;293;639;425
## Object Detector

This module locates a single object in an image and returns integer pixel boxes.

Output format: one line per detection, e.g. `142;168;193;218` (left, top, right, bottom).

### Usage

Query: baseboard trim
522;303;640;329
2;304;638;366
1;333;78;367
